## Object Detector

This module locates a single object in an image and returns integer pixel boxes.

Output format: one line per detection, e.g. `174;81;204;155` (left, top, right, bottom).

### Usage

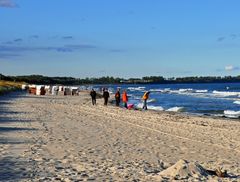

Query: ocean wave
234;100;240;105
136;103;143;108
147;99;157;103
131;98;156;102
195;89;208;93
179;88;194;92
149;88;170;93
148;105;164;111
132;96;141;100
212;114;225;117
128;87;145;91
212;90;240;97
148;88;208;95
149;89;163;92
135;103;164;111
224;110;240;119
169;88;209;95
166;107;184;112
127;94;133;98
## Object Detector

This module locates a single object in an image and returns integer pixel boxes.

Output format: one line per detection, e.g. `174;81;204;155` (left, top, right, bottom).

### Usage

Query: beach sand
0;92;240;181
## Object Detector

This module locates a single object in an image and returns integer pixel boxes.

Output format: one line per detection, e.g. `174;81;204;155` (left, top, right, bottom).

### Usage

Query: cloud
225;65;240;71
230;34;237;39
151;26;157;30
30;35;39;39
56;48;72;52
0;46;29;52
217;34;239;42
0;44;97;54
0;53;20;59
1;38;22;45
62;36;74;40
65;44;97;49
0;0;17;8
217;37;225;42
2;41;13;45
14;38;23;42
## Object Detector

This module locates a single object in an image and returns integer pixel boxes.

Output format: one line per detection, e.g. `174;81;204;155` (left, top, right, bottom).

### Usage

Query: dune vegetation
0;80;24;95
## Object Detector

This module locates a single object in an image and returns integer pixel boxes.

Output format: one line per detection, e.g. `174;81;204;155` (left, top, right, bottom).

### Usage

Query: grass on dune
0;80;25;95
0;80;24;87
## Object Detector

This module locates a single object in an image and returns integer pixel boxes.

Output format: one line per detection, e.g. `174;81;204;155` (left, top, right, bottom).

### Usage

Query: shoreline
0;92;240;181
2;90;240;121
107;93;240;122
0;90;240;122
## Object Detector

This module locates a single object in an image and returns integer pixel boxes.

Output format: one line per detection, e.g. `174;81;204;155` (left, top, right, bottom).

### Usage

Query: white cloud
225;65;239;71
0;0;17;8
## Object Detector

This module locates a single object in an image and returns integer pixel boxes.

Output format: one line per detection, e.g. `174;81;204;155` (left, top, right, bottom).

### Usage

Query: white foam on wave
149;89;163;92
234;100;240;105
147;88;208;96
177;89;208;94
135;103;164;111
224;110;240;118
212;90;240;97
136;103;143;108
149;88;170;93
128;87;145;91
179;88;193;92
148;105;164;111
169;88;195;95
166;107;184;112
195;89;208;93
132;96;141;100
212;114;225;117
147;99;157;103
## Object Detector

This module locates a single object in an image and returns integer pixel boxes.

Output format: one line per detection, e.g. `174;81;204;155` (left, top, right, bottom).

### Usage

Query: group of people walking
90;88;110;106
90;88;150;110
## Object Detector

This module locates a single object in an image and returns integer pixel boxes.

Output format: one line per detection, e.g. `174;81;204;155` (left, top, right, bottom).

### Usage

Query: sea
87;83;240;119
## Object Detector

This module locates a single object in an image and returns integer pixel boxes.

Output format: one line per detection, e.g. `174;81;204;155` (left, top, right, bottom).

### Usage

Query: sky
0;0;240;78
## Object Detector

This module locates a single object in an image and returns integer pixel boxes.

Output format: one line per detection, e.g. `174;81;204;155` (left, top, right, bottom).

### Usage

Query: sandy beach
0;92;240;181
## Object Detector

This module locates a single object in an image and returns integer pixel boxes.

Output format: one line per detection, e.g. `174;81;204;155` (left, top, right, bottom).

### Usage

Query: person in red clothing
122;90;128;108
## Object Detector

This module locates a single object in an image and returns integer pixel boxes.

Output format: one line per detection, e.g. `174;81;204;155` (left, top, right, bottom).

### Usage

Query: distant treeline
0;74;240;85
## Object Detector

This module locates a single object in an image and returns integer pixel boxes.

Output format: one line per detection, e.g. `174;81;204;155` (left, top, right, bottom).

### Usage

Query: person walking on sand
142;91;150;110
103;88;110;106
90;89;97;105
115;88;121;106
122;90;128;109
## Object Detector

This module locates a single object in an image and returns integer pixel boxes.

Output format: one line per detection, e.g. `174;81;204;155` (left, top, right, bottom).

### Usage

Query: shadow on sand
0;92;37;181
0;137;33;145
0;126;37;132
0;156;35;181
0;117;32;123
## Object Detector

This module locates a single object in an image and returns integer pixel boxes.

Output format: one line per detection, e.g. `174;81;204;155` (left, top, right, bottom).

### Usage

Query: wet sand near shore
0;92;240;181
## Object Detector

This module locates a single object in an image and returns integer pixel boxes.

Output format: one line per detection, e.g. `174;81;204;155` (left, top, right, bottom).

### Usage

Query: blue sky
0;0;240;78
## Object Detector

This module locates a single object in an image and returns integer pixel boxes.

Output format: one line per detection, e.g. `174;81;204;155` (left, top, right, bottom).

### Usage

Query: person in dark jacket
115;88;121;106
103;88;110;106
90;89;97;105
